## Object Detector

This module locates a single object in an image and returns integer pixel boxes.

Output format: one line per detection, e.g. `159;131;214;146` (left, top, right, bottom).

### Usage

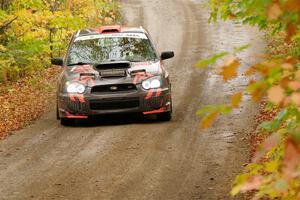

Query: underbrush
0;66;61;139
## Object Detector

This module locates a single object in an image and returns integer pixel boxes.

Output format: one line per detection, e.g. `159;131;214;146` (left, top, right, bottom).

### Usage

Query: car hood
64;61;163;87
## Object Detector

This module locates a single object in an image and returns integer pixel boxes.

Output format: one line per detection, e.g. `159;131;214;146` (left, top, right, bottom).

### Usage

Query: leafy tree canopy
0;0;120;82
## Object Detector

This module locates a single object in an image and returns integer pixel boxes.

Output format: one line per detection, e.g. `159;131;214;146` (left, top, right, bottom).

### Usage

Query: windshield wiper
67;62;93;66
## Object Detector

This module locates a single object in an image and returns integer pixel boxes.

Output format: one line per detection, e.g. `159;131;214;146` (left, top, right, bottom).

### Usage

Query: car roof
75;25;148;38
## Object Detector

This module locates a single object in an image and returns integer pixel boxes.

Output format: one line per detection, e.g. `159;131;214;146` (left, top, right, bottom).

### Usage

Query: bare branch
0;16;18;32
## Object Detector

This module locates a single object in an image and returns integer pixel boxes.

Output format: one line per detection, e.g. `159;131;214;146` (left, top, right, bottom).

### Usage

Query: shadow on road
62;113;164;127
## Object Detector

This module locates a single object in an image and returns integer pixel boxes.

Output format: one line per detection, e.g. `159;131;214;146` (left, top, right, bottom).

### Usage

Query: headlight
66;82;86;94
142;77;161;90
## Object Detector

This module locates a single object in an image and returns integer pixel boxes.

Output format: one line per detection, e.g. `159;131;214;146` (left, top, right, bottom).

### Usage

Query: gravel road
0;0;264;199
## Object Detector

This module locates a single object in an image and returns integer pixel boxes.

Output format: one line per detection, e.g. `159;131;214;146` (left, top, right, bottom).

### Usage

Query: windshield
67;33;158;65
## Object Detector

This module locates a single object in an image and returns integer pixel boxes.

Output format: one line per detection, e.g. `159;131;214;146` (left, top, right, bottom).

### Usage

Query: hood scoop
95;61;130;78
95;61;130;70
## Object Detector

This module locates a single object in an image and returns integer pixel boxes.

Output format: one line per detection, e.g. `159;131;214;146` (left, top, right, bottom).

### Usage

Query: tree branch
0;16;18;32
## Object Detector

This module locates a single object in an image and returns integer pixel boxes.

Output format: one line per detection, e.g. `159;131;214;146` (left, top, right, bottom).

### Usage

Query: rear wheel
60;118;75;126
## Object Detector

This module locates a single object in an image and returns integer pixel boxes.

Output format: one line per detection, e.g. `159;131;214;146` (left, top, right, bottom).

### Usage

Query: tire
56;105;60;120
60;118;75;126
157;111;172;121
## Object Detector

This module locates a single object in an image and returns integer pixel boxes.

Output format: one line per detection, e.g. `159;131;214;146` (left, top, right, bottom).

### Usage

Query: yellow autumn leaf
245;66;256;76
267;85;285;105
0;45;6;52
220;57;240;81
295;70;300;80
201;112;218;129
231;92;243;108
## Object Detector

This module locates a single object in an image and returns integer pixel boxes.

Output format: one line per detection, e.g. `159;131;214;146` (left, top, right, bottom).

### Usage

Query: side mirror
51;57;64;66
161;51;174;60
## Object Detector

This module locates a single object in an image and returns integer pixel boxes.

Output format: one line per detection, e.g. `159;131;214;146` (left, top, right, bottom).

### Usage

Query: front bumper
58;87;172;118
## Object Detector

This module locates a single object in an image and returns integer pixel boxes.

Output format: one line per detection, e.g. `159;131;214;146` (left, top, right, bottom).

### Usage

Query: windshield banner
75;33;148;42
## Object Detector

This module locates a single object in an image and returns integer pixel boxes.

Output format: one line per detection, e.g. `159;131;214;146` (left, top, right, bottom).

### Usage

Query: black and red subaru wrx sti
51;25;174;125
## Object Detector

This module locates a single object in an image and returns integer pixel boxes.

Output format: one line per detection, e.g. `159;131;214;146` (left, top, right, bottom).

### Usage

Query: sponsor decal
75;33;148;42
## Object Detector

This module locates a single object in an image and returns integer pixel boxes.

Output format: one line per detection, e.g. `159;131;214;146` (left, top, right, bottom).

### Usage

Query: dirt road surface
0;0;264;199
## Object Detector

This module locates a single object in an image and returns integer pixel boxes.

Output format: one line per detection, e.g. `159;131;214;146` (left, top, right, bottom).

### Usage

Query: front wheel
60;118;75;126
157;111;172;121
56;105;60;120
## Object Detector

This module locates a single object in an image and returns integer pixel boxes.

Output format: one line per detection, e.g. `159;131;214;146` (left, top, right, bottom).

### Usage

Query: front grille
90;98;140;110
91;84;137;94
143;96;162;109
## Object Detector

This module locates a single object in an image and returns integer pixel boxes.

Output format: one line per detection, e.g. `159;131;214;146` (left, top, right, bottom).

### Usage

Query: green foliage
195;44;250;68
196;52;228;68
0;0;120;83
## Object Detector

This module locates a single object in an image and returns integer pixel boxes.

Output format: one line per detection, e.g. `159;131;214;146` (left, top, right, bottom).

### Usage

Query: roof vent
98;25;121;34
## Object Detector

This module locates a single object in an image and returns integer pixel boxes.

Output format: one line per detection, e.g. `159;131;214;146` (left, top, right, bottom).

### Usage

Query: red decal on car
143;107;166;115
72;65;96;74
156;88;162;97
132;72;154;84
77;94;86;103
79;76;95;87
146;89;154;100
69;94;76;102
66;112;88;119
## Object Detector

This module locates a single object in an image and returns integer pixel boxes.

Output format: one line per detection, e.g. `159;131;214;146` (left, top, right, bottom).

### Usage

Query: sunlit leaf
290;92;300;106
196;105;232;116
265;160;279;173
266;2;283;21
245;66;256;76
201;112;218;129
231;92;243;108
219;57;240;81
267;85;285;105
233;44;251;53
288;81;300;91
282;139;300;181
260;109;288;131
239;175;263;193
281;63;294;71
195;52;228;68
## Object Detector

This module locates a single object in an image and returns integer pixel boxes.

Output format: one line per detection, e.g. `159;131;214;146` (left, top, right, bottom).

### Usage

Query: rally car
51;25;174;125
